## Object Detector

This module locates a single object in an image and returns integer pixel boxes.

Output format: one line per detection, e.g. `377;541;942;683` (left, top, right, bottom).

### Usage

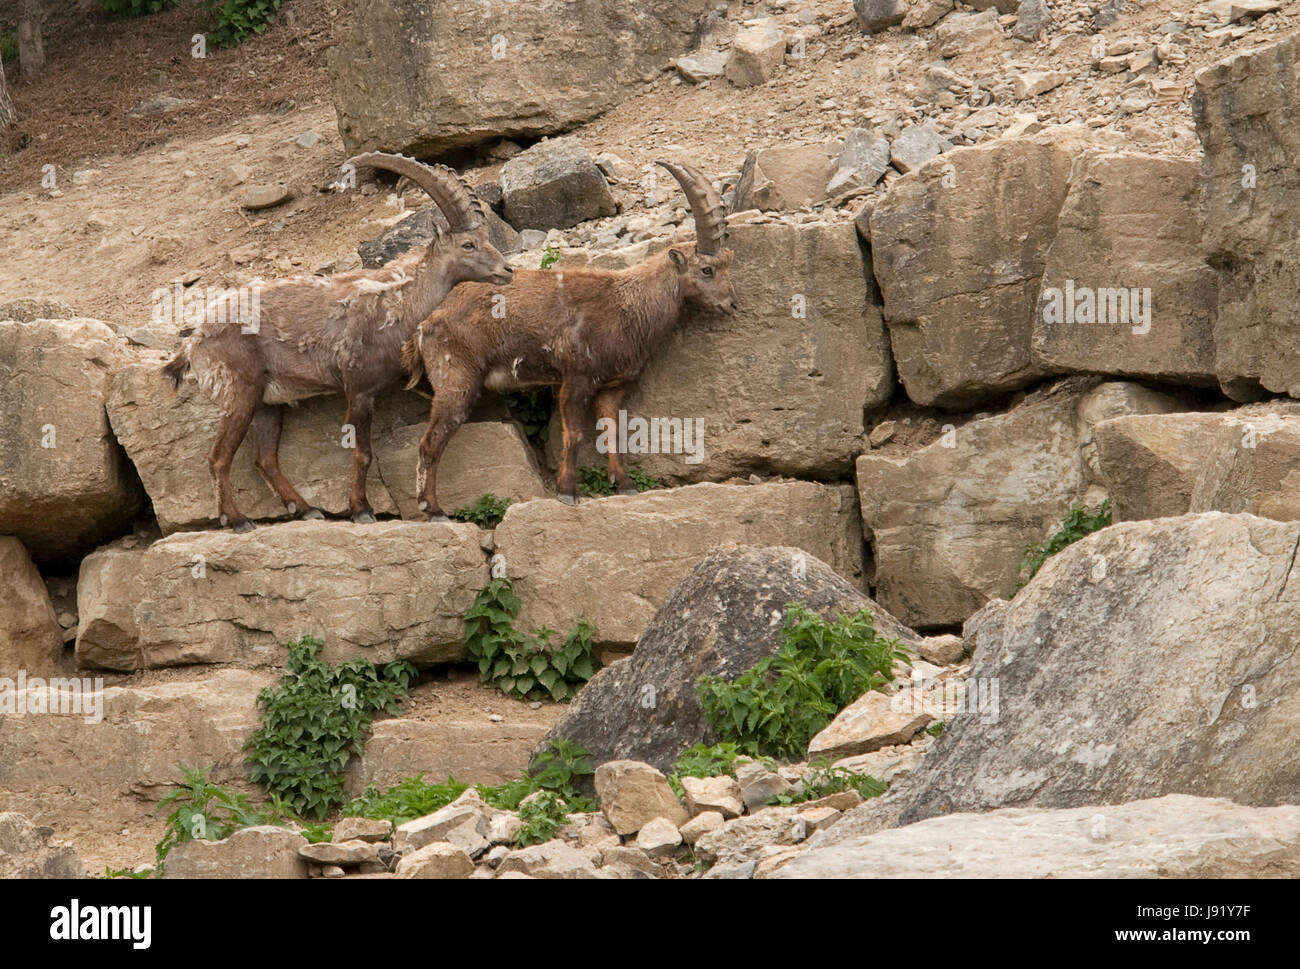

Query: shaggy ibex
403;161;736;519
163;153;513;532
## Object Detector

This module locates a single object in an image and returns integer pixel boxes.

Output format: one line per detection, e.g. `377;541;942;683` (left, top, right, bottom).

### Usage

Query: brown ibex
402;161;736;519
162;153;513;532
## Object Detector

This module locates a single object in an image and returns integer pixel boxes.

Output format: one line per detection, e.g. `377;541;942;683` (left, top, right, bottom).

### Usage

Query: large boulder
347;717;560;794
329;0;713;155
856;381;1181;629
1092;410;1230;521
1032;153;1217;384
107;358;546;533
869;139;1073;408
541;546;922;771
75;521;488;671
774;795;1300;878
0;318;143;563
495;483;866;649
890;513;1300;826
500;137;616;231
0;813;84;878
544;220;893;482
0;536;65;677
732;144;839;212
1194;35;1300;401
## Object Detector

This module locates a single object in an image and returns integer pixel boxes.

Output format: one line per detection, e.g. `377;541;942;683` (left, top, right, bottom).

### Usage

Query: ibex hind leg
416;373;481;521
250;404;324;521
344;393;378;524
556;378;595;503
593;386;637;496
208;385;262;533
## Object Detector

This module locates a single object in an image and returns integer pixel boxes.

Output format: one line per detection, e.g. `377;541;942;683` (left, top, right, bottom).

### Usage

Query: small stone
241;184;293;210
294;130;321;148
634;817;683;857
332;817;392;843
395;842;475;879
868;421;897;447
679;811;726;845
1012;70;1066;99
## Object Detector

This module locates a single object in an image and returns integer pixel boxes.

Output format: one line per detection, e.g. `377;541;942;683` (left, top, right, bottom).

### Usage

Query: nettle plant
450;492;511;528
698;603;910;760
463;578;599;702
201;0;285;47
244;636;417;818
1018;498;1112;588
577;464;661;498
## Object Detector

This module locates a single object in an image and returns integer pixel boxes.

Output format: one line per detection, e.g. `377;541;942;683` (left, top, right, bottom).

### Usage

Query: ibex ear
668;247;688;270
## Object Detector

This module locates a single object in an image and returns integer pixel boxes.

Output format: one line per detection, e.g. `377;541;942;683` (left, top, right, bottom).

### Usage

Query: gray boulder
500;138;617;231
540;546;922;771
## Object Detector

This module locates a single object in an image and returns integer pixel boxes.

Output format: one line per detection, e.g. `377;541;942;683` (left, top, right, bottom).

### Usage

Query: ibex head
345;152;514;286
657;160;737;316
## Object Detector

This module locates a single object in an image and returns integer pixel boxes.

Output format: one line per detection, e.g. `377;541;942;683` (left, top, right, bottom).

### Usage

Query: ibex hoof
301;508;325;521
231;519;256;534
426;513;451;523
557;493;579;506
352;511;378;525
617;486;639;497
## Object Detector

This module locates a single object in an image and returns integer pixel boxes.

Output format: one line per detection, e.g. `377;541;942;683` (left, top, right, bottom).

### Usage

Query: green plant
667;742;771;797
244;637;417;819
450;493;511;528
343;775;470;829
0;32;18;63
767;763;887;806
102;866;153;879
500;389;553;445
153;766;289;872
698;603;910;759
577;464;663;497
513;790;572;846
463;578;599;702
1019;498;1112;587
100;0;180;17
200;0;284;47
539;246;560;269
927;721;944;737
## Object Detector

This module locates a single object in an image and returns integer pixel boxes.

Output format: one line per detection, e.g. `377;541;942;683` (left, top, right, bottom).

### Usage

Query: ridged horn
655;160;726;255
344;152;485;231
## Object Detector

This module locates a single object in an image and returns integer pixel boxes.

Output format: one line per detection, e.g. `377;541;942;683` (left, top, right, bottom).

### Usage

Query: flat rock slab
495;482;865;647
75;520;488;670
773;795;1300;878
108;358;546;533
347;717;560;794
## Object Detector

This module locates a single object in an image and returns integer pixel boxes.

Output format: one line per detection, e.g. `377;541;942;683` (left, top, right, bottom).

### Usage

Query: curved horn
655;160;726;255
344;152;485;231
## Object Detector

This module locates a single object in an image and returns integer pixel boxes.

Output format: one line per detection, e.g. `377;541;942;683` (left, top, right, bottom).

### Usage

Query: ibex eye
462;242;475;250
702;267;713;276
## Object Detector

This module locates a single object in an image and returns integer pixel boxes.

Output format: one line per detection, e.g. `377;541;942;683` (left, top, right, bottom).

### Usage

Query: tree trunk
18;0;46;80
0;52;17;131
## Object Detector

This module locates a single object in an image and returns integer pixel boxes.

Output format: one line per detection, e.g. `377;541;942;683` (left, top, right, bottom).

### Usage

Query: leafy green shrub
577;464;662;497
343;775;470;829
666;742;772;798
450;493;511;528
200;0;284;47
698;603;910;759
500;389;553;445
463;578;599;702
766;763;887;806
1019;498;1112;587
100;0;180;17
927;721;944;737
244;637;417;818
0;32;18;63
539;246;560;269
153;766;291;872
513;790;572;846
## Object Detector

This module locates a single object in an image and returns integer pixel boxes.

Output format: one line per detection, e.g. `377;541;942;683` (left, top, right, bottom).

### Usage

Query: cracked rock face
884;513;1300;826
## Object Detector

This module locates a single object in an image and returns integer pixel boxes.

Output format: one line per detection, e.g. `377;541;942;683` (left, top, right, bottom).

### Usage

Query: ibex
402;161;736;519
162;153;513;532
